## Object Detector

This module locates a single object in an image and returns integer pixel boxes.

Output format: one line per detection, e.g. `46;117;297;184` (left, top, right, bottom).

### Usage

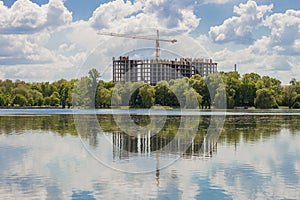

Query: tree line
1;68;300;109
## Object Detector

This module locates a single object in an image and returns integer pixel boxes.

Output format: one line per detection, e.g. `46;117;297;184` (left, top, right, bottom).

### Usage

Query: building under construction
113;56;218;85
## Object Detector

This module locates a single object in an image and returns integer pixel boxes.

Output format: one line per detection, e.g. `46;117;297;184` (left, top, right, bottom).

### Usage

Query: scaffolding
113;56;218;85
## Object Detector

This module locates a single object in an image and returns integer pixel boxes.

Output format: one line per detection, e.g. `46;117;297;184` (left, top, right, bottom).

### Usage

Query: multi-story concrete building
113;56;218;85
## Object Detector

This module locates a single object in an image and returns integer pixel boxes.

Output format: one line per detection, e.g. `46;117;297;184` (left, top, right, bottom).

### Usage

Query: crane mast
97;30;177;60
156;30;160;60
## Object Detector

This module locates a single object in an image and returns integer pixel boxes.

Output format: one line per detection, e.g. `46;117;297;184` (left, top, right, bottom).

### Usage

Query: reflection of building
112;131;217;160
113;57;218;85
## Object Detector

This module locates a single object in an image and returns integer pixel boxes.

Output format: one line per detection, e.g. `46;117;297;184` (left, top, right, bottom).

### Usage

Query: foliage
12;94;27;106
0;69;299;109
255;88;278;109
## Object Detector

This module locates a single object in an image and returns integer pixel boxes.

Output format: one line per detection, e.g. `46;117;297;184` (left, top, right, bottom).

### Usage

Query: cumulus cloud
46;0;73;29
0;0;298;84
209;0;273;44
202;0;233;4
0;33;55;63
264;9;300;55
0;0;77;81
90;0;143;29
0;0;72;34
89;0;200;33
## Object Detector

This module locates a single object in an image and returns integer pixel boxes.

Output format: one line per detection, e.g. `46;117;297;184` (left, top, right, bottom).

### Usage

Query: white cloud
46;0;73;29
0;0;298;84
90;0;143;29
194;33;298;84
0;71;4;79
203;1;300;84
0;0;71;34
209;0;273;44
202;0;234;4
89;0;200;33
0;0;203;82
264;9;300;54
0;0;76;82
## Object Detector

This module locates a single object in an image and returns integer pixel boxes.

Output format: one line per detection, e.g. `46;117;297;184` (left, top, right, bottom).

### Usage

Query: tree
240;73;261;107
170;78;190;107
128;82;144;107
139;84;155;108
29;90;43;106
96;86;111;108
44;95;60;106
189;75;209;108
0;93;6;106
155;80;171;106
12;94;27;106
88;68;100;108
222;72;241;108
205;73;224;107
111;83;125;107
282;85;297;109
57;81;71;108
292;94;300;108
72;77;92;108
184;88;202;109
256;76;282;105
255;88;278;109
214;86;227;109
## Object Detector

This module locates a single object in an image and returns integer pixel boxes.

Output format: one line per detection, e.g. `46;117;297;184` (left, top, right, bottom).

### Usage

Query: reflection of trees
218;115;300;145
1;114;300;153
73;115;101;147
0;115;77;136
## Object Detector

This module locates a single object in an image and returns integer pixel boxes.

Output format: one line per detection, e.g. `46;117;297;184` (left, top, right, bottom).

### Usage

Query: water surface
0;109;300;199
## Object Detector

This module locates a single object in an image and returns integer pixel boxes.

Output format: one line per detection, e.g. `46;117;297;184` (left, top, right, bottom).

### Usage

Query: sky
0;0;300;84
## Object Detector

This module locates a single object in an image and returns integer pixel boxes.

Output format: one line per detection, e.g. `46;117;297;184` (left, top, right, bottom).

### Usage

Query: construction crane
97;30;177;60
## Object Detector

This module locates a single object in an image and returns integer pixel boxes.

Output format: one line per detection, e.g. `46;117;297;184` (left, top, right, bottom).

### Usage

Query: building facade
113;56;218;85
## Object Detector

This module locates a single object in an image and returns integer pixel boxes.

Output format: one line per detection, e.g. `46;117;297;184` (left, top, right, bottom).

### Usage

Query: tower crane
97;30;177;60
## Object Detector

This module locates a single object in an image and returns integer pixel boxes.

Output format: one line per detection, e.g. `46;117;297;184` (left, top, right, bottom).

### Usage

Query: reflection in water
112;131;217;160
1;113;300;199
1;114;294;145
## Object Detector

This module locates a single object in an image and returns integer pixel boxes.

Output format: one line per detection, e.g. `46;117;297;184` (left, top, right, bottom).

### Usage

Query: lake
0;109;300;199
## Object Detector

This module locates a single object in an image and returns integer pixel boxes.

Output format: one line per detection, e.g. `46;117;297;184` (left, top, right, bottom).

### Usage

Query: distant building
113;57;218;85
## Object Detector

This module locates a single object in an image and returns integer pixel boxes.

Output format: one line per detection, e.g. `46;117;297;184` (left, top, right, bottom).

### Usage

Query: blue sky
0;0;299;83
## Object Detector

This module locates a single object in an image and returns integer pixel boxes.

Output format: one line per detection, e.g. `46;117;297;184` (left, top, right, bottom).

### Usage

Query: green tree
222;72;241;108
56;80;71;108
184;88;202;109
240;73;261;107
29;90;43;106
214;86;227;109
0;93;6;106
88;68;100;108
96;86;111;108
256;76;282;105
72;77;91;108
255;88;278;109
129;82;144;107
155;80;171;106
292;94;300;108
282;85;297;108
12;94;27;106
205;73;224;108
189;75;210;108
139;84;155;108
170;78;190;107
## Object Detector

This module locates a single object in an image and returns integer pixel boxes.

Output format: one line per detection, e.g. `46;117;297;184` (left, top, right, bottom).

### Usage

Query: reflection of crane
97;30;177;60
